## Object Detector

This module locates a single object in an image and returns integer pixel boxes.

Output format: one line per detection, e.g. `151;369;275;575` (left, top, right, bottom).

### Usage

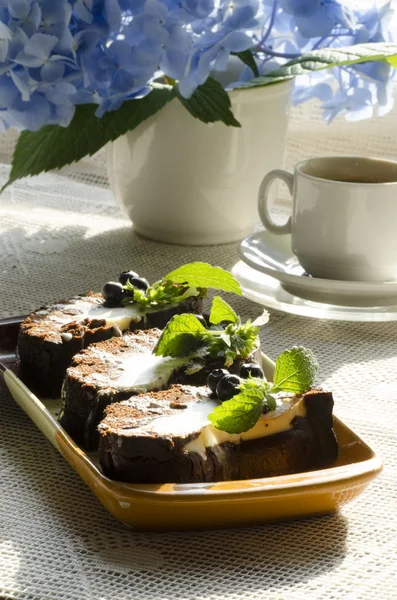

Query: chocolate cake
60;329;261;450
98;385;338;483
18;291;202;396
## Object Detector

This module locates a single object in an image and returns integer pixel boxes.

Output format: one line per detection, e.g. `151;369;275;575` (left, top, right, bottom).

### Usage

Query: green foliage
232;50;260;77
121;263;241;314
154;298;262;368
209;296;238;325
4;42;396;190
209;346;319;434
208;389;264;434
3;85;174;191
175;77;241;127
165;262;242;295
237;43;397;89
271;347;319;394
154;314;207;358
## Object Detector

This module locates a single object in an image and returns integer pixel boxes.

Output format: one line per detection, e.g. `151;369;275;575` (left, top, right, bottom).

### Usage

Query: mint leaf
155;297;262;367
3;85;174;191
231;50;260;77
209;296;238;325
154;313;206;357
123;278;200;312
208;347;319;434
264;394;277;412
165;262;242;295
271;346;318;394
236;43;397;90
176;77;241;127
239;377;269;395
208;389;264;434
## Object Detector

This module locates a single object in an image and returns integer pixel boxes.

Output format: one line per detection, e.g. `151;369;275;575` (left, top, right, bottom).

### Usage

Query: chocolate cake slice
18;291;202;396
98;385;338;483
60;329;261;450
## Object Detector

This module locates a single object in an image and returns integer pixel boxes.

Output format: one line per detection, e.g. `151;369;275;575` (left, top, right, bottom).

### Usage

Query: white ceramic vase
107;80;293;245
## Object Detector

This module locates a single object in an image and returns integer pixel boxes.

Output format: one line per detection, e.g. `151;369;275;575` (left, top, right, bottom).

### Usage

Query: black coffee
317;174;383;184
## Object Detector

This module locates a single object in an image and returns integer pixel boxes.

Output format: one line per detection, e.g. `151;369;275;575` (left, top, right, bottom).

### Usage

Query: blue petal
181;0;214;19
73;0;94;23
9;0;31;20
0;74;20;106
10;92;52;130
23;33;58;59
40;60;65;82
0;20;12;40
45;81;76;105
224;31;253;52
40;0;71;26
104;0;121;33
279;0;319;18
0;39;8;62
10;67;32;101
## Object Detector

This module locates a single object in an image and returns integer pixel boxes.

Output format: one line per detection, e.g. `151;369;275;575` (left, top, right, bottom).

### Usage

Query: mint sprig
153;313;207;358
272;347;319;394
209;296;238;325
208;346;319;434
121;262;241;312
208;389;264;434
164;262;242;295
122;278;201;311
154;298;263;367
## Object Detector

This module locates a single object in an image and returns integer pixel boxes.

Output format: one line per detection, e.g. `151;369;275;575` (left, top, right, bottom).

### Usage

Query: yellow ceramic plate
1;351;382;531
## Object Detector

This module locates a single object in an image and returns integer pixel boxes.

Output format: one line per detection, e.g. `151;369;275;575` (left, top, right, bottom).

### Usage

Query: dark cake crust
98;387;338;484
60;332;261;451
59;329;162;449
17;292;202;396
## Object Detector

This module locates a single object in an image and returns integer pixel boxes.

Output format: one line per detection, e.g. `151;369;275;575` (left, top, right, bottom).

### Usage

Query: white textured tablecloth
1;99;397;600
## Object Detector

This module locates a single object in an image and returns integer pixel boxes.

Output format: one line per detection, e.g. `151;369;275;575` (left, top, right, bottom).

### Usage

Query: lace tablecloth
1;98;397;600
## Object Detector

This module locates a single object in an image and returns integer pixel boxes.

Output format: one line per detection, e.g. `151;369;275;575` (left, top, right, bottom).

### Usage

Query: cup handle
257;169;294;235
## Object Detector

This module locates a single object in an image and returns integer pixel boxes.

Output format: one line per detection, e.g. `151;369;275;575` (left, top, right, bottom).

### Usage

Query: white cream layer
86;349;187;393
183;395;306;455
40;299;142;330
130;392;306;454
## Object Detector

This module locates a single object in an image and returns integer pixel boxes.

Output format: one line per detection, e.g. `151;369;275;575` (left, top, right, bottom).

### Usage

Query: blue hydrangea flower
0;0;395;130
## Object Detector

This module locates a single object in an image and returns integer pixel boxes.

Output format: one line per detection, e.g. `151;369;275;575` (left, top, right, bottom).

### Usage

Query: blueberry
122;287;135;300
207;368;229;394
118;270;139;285
240;363;264;379
102;281;124;306
129;276;149;291
216;374;241;401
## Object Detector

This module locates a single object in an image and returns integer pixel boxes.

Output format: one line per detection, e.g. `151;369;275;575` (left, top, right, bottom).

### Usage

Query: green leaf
165;262;242;295
238;378;269;395
209;296;238;325
264;394;277;412
231;50;260;78
271;346;318;394
3;85;174;191
175;77;241;127
236;43;397;90
154;313;207;357
208;390;264;434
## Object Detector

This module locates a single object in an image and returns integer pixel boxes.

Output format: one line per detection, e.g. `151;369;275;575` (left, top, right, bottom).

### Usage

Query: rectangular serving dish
1;317;382;531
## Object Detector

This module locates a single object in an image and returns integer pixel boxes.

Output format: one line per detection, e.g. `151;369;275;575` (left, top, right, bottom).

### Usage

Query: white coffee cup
257;156;397;282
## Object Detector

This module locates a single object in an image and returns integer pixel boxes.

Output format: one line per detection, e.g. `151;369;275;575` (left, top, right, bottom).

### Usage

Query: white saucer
238;231;397;307
232;261;397;322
